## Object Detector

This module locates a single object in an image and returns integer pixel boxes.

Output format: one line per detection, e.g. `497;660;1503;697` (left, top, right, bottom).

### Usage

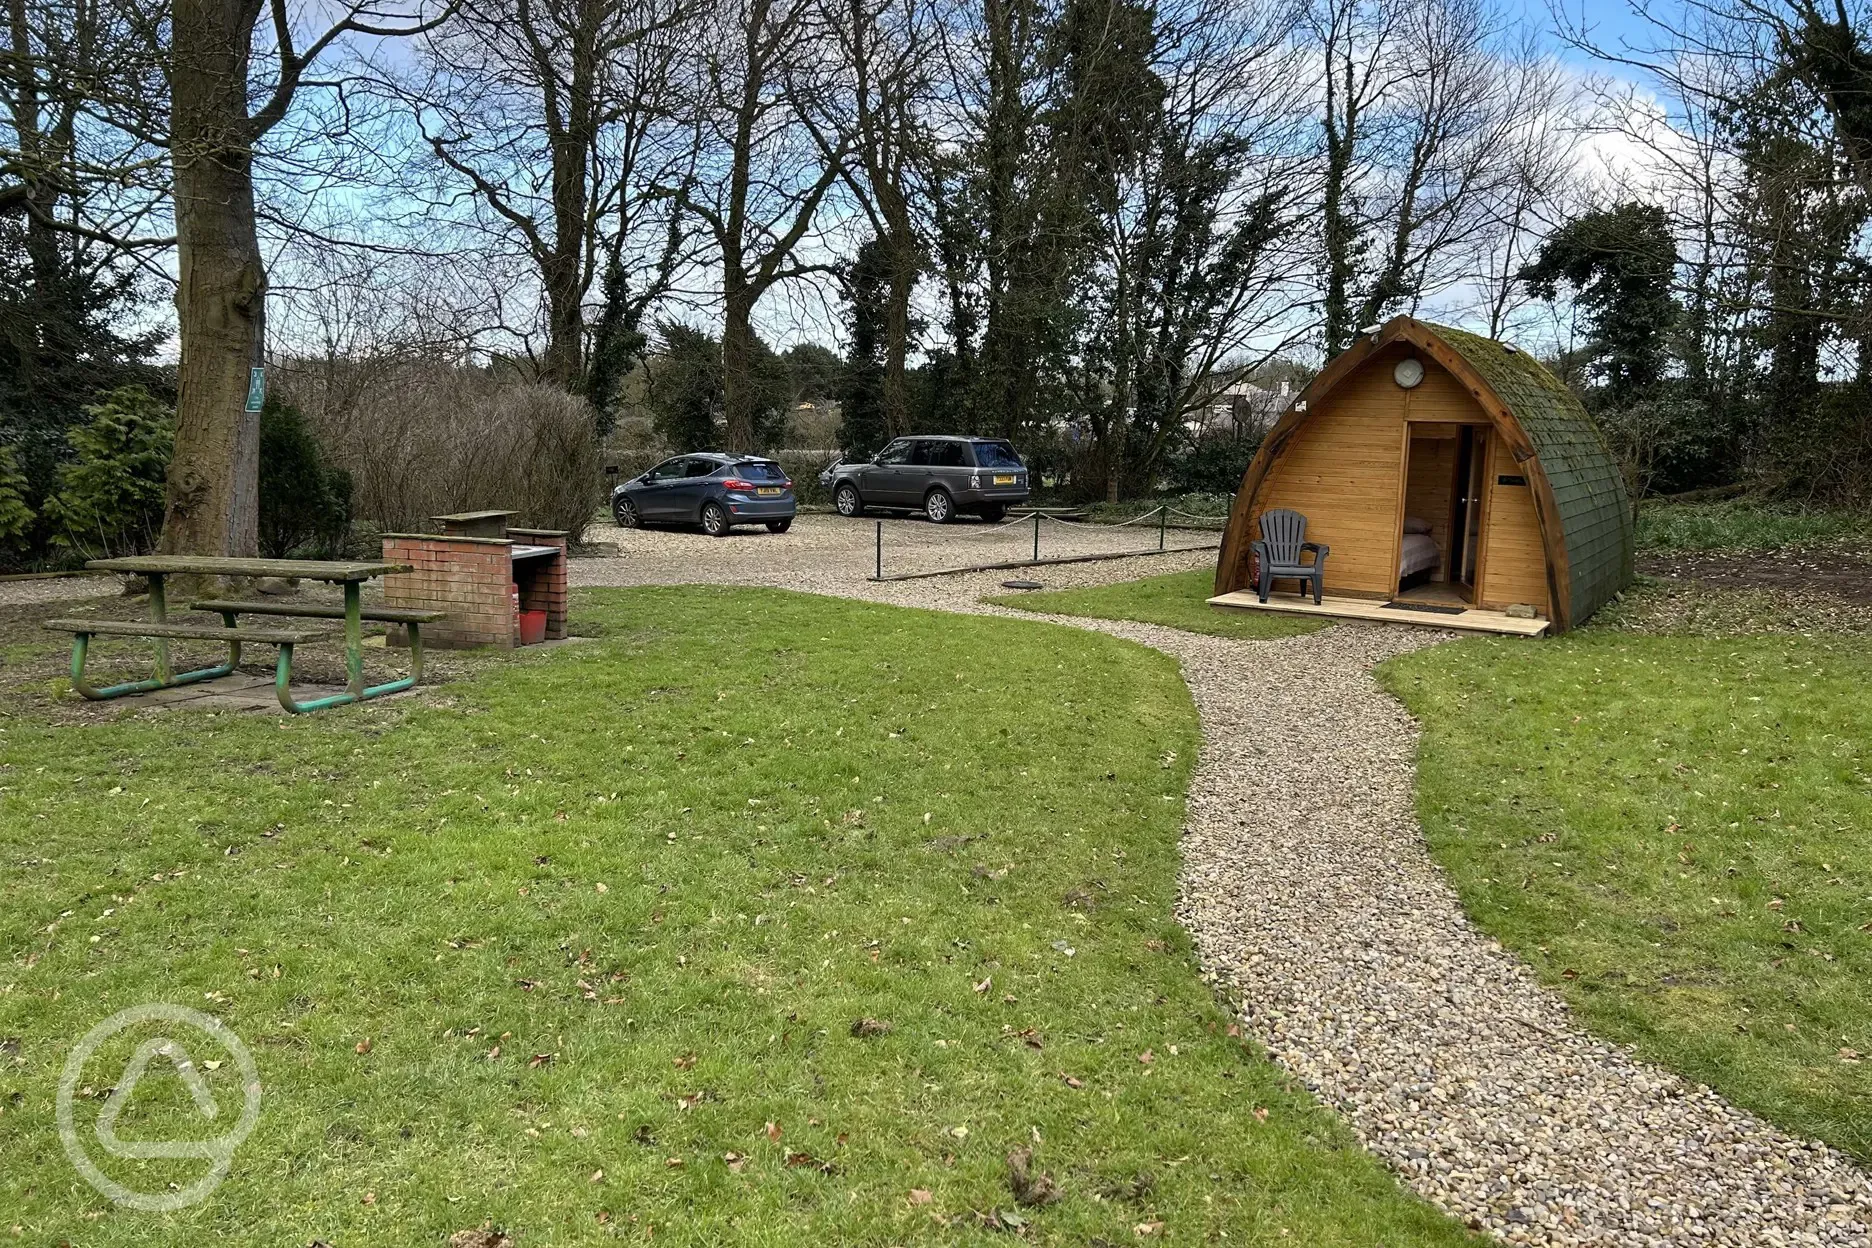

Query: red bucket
517;609;547;646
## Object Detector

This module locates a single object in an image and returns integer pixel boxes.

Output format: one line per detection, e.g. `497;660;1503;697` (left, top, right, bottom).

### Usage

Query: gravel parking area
578;511;1872;1246
571;511;1218;590
0;574;118;608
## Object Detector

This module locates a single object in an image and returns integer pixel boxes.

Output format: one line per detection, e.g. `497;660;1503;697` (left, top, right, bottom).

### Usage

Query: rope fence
869;506;1225;582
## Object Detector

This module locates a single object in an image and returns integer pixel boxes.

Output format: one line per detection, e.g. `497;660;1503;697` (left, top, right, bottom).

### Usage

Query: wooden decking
1207;590;1551;636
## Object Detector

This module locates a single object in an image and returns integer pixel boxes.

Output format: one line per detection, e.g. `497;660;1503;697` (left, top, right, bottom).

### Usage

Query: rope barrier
1038;506;1166;530
872;503;1231;580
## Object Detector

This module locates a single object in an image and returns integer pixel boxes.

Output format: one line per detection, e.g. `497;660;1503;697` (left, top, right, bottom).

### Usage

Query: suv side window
927;440;967;468
875;440;913;466
646;457;686;481
683;457;720;478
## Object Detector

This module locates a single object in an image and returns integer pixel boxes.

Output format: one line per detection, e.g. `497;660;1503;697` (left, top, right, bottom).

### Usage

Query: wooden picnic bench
44;556;444;714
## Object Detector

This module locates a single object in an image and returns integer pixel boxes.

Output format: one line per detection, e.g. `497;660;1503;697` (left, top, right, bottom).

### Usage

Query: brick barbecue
381;511;567;649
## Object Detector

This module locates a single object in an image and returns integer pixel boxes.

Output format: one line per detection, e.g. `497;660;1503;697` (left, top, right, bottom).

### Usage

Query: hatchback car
612;453;796;536
822;435;1029;523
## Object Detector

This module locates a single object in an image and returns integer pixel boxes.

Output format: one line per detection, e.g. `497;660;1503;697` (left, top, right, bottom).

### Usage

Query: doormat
1381;600;1466;615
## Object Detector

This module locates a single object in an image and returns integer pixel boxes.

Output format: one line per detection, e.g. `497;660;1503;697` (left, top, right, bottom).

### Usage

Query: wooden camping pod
1214;318;1634;633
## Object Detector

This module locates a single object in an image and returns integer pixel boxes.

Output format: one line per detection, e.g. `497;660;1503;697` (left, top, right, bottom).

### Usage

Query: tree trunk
161;0;264;557
721;280;757;451
540;15;595;387
881;228;916;436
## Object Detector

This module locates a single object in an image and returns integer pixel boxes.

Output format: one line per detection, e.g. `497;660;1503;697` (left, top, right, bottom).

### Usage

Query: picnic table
43;556;445;714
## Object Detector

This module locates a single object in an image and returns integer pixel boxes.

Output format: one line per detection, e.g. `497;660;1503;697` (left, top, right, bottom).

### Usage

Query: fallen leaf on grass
528;1052;556;1069
354;1038;372;1056
1136;1049;1154;1064
1006;1147;1060;1207
973;976;992;993
765;1121;782;1142
908;1188;933;1205
976;1208;1027;1231
1252;1106;1269;1123
851;1017;892;1038
447;1229;513;1248
1134;1220;1164;1236
589;1169;604;1183
1061;1075;1083;1089
724;1152;746;1172
674;1052;697;1070
361;1192;377;1206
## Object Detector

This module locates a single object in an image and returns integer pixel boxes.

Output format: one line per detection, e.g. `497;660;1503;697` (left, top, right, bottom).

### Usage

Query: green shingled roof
1427;323;1634;626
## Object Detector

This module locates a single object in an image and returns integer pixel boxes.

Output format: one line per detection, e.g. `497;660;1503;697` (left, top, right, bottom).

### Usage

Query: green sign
245;367;266;413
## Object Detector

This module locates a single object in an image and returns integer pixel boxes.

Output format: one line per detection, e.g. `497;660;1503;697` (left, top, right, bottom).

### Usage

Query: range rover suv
822;436;1030;523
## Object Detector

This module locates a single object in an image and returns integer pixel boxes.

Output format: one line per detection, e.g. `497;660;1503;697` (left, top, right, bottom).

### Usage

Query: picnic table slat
85;556;410;581
44;618;329;644
189;598;447;625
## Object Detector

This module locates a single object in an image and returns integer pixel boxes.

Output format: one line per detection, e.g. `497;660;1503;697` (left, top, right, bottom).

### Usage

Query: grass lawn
984;568;1323;640
1379;631;1872;1161
1637;501;1872;552
1;586;1468;1245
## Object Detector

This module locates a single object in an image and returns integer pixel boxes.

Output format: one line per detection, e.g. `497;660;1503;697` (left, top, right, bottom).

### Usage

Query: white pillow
1403;516;1432;535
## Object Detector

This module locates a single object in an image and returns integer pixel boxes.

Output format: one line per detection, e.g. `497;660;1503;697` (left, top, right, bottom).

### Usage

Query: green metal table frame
75;558;417;713
231;583;428;714
69;572;230;698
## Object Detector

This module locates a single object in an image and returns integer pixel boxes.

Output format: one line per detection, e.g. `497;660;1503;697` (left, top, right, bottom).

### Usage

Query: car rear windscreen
734;461;788;481
971;441;1023;468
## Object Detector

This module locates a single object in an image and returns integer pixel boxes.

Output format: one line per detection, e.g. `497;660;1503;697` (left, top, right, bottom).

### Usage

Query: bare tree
1063;0;1316;498
818;0;934;435
679;0;850;451
400;0;698;396
1313;0;1552;353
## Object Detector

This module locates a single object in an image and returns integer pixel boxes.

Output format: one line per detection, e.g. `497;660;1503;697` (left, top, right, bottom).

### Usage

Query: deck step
1205;592;1550;637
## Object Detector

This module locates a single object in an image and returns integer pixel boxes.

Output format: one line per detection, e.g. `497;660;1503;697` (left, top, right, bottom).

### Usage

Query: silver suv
824;436;1030;523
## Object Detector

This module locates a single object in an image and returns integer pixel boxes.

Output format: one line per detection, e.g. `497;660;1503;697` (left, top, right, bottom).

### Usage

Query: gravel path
0;574;117;608
586;515;1872;1245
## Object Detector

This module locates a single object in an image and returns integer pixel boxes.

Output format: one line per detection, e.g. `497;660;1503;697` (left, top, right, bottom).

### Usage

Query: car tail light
723;478;754;491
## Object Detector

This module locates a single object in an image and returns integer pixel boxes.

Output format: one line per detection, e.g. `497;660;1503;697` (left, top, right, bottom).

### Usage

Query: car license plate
994;474;1015;485
757;487;782;496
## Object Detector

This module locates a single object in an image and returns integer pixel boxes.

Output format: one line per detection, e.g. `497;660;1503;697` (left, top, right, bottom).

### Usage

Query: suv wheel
613;496;640;528
979;504;1006;524
700;502;730;537
924;488;954;524
834;483;864;517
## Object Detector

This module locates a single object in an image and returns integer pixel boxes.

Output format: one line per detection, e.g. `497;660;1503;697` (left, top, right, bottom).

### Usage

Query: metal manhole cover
1000;579;1044;590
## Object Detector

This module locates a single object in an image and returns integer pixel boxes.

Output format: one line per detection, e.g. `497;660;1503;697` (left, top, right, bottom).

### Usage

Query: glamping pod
1213;317;1633;634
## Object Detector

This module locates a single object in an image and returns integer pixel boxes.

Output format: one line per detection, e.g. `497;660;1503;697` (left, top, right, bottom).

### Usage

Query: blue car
612;453;796;536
